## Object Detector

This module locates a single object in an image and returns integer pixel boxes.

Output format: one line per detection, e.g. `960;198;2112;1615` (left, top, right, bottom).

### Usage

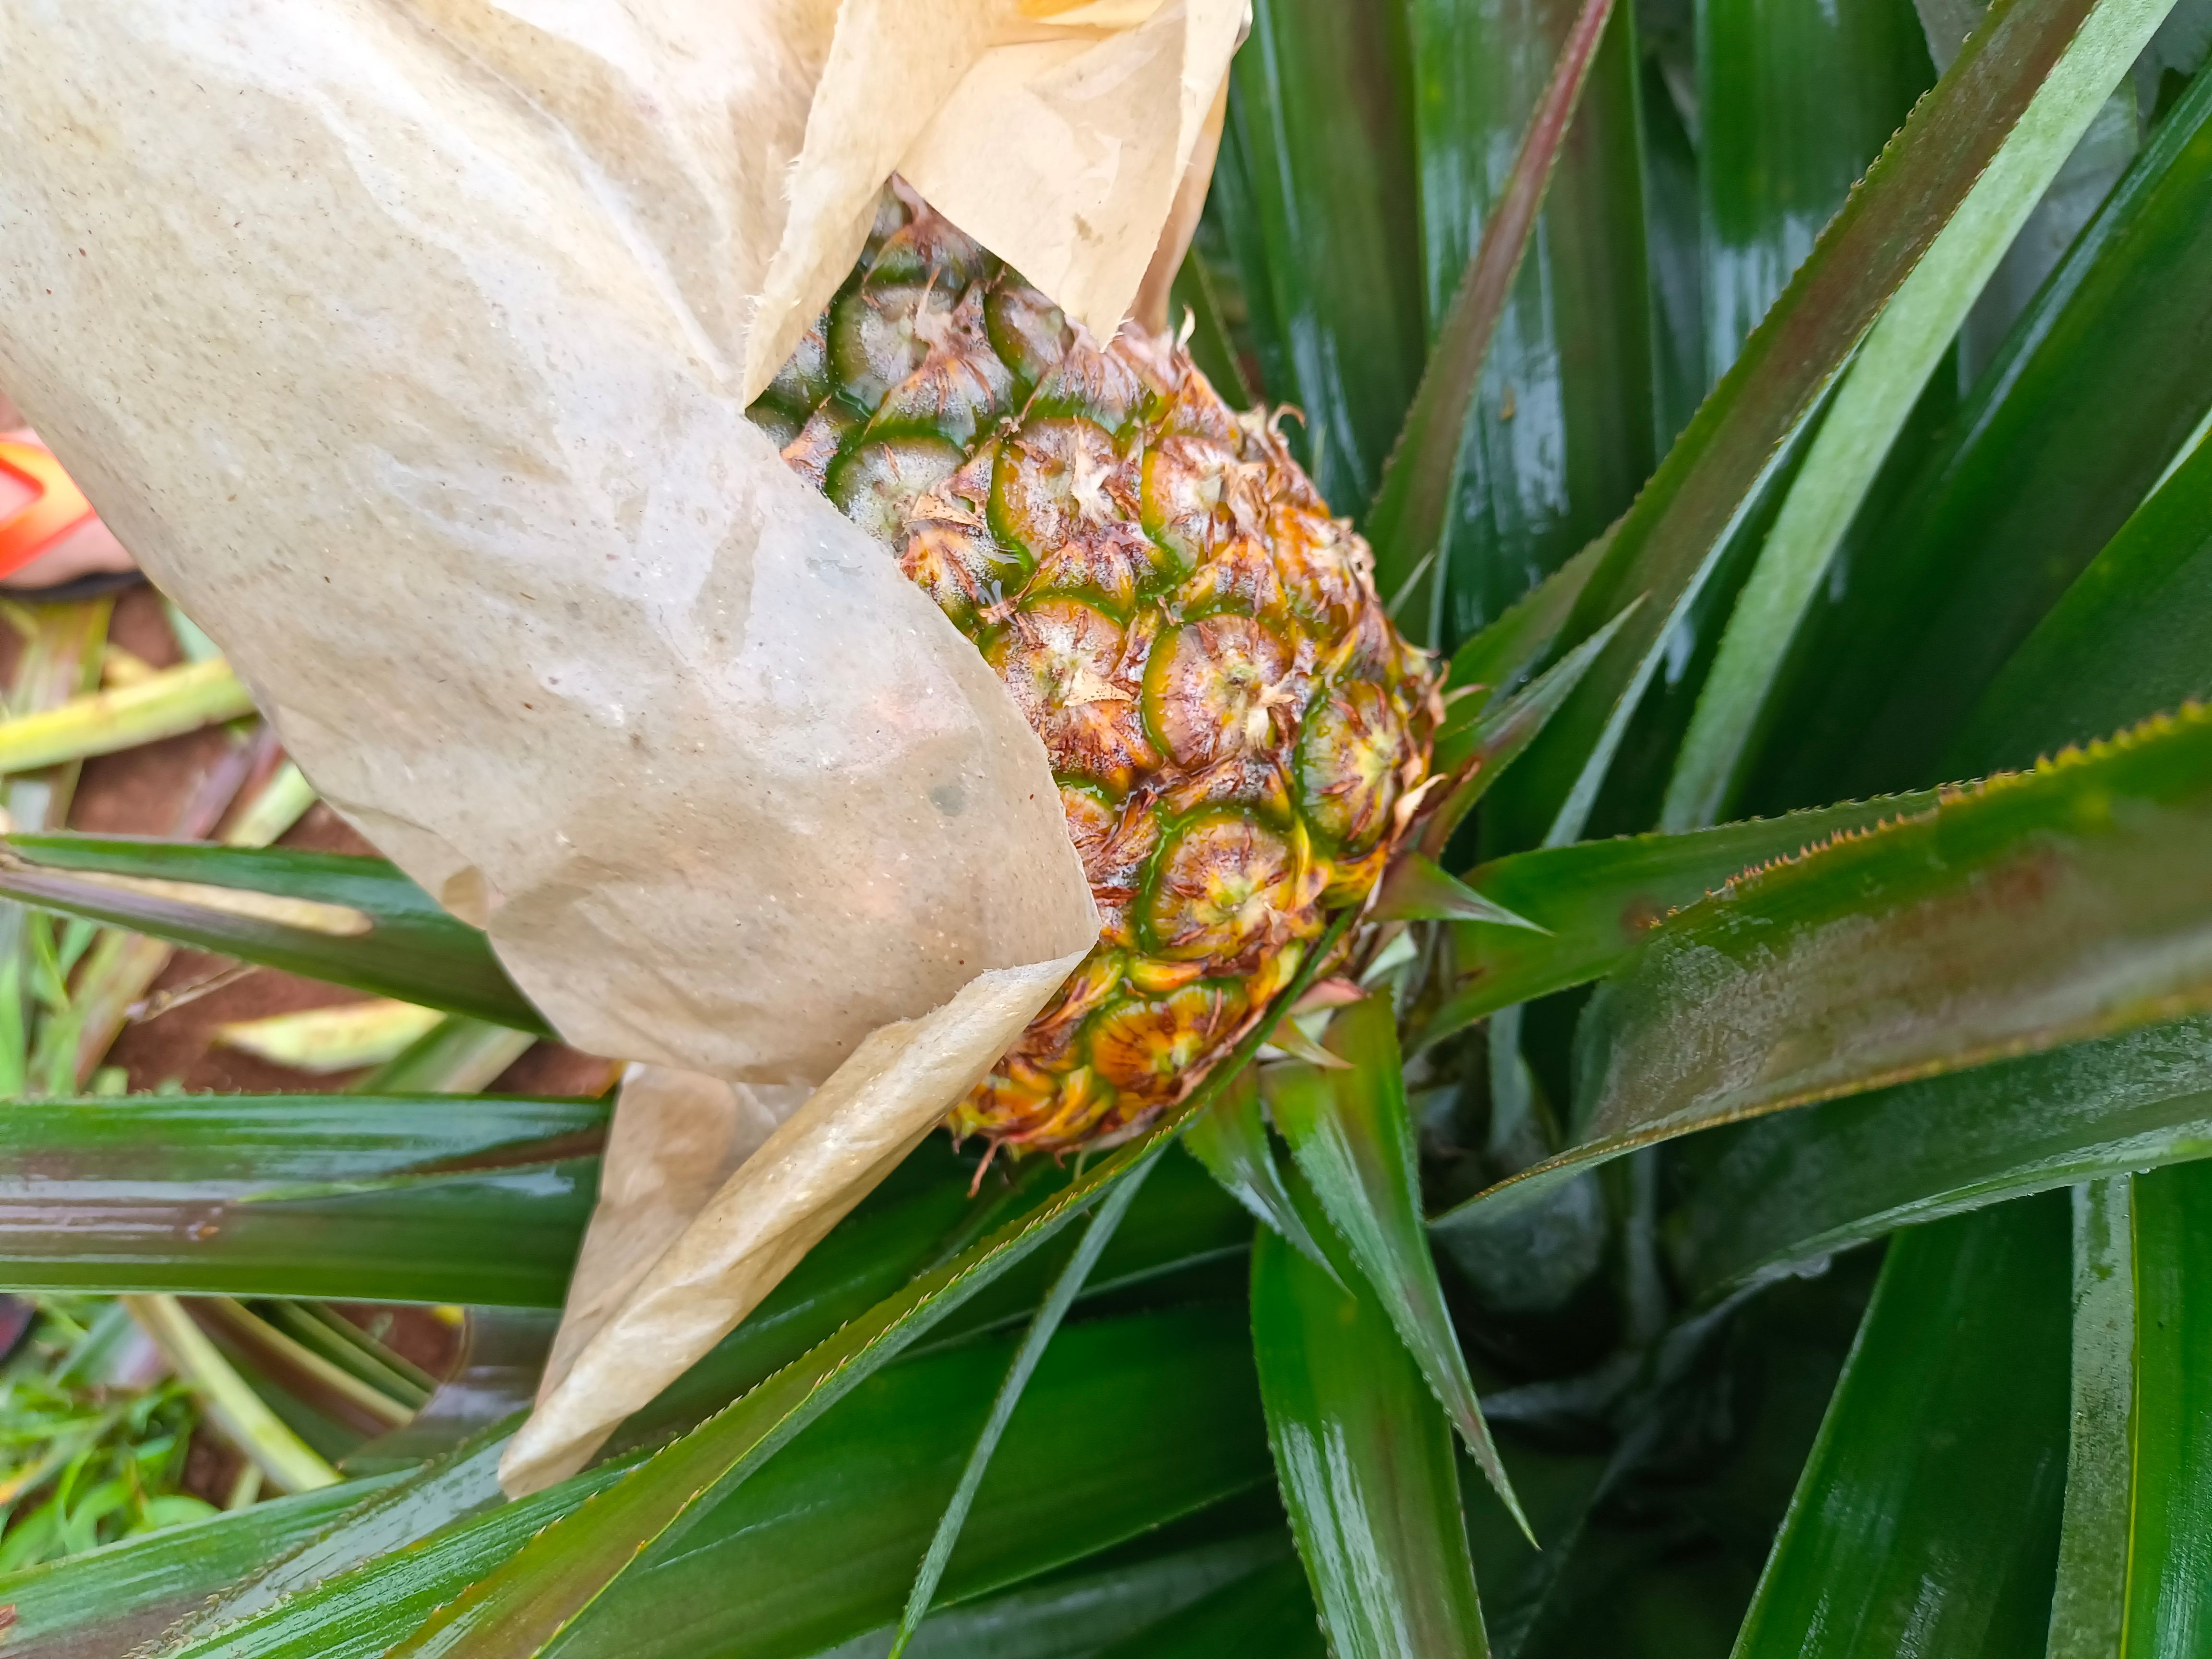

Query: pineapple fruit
748;183;1434;1155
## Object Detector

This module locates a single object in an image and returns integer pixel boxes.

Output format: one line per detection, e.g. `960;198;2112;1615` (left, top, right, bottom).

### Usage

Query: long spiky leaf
1252;1190;1492;1658
1463;703;2212;1224
1268;997;1530;1536
1367;0;1622;642
889;1158;1156;1655
1183;1069;1341;1278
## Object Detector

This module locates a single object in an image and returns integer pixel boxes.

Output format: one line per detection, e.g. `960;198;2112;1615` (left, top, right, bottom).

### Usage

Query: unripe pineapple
749;183;1434;1155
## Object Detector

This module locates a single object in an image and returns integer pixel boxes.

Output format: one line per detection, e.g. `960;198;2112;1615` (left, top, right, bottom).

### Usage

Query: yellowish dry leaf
214;998;445;1073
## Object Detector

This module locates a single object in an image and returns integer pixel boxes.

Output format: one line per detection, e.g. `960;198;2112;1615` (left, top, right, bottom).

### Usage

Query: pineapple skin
749;184;1434;1155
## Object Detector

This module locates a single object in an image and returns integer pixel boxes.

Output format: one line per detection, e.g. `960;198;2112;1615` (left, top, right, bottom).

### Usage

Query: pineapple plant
3;0;2212;1653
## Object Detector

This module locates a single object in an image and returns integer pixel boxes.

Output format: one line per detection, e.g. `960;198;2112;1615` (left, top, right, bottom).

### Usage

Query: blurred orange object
0;437;96;580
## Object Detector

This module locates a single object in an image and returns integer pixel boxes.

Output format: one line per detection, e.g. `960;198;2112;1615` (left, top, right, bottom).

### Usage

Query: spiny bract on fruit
748;182;1435;1155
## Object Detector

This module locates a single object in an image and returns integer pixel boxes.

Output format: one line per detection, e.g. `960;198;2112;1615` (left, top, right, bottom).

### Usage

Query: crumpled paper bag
541;1064;812;1405
0;0;1245;1492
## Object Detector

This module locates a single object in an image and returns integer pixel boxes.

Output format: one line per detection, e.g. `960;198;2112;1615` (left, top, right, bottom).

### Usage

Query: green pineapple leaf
0;1475;402;1659
160;1455;646;1659
1250;1176;1492;1659
1091;1556;1326;1659
616;1147;1251;1459
1366;0;1624;641
2044;1166;2212;1654
1416;786;1943;1054
159;1421;519;1652
167;1310;1267;1659
605;1150;1045;1454
888;1158;1155;1655
1218;0;1424;510
1422;600;1638;855
159;1145;1155;1652
1403;0;1655;651
1952;428;2212;777
385;1140;1173;1655
883;1525;1303;1659
1182;1067;1340;1279
1369;852;1549;931
1665;0;2174;829
1699;0;1934;383
1585;707;2212;1132
1467;704;2212;1218
0;836;546;1034
550;1309;1272;1659
1667;1014;2212;1300
2044;1178;2134;1657
1439;532;1611;729
0;1093;602;1305
1732;1197;2072;1655
1267;995;1529;1536
1755;58;2212;810
359;914;1348;1656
